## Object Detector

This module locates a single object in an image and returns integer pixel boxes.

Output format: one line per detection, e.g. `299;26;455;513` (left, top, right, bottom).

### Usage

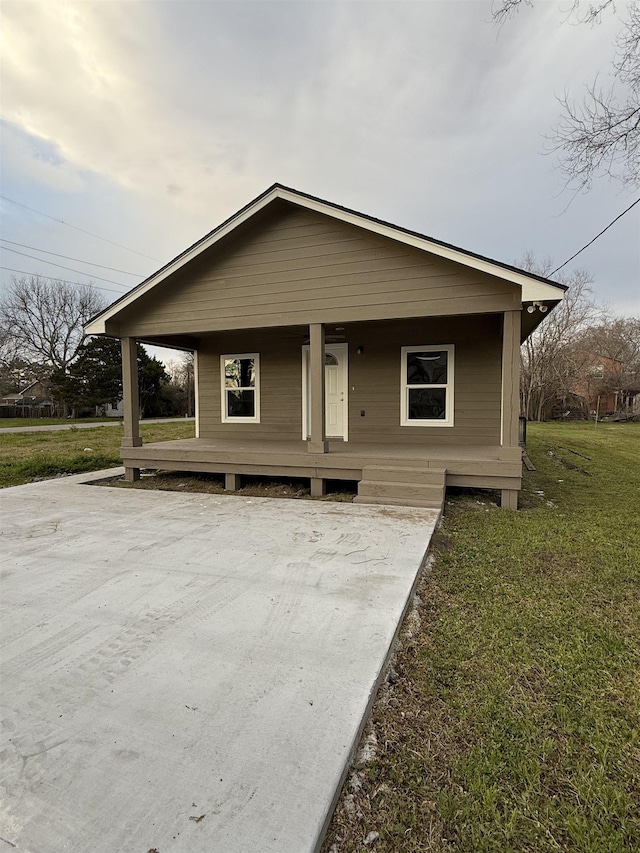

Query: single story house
85;184;566;509
0;379;56;418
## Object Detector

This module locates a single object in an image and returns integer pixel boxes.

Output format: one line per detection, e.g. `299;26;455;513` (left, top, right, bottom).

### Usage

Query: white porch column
308;323;327;454
120;337;142;481
500;310;521;510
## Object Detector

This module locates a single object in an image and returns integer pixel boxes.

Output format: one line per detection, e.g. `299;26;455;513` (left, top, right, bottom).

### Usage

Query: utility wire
0;246;130;288
0;194;160;262
0;239;142;276
551;197;640;275
0;266;127;295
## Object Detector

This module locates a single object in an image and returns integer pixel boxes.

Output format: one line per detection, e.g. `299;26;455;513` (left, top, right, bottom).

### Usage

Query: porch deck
121;437;523;507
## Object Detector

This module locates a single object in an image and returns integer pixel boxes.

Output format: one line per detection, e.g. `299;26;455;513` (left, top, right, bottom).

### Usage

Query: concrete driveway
0;417;194;434
0;471;438;853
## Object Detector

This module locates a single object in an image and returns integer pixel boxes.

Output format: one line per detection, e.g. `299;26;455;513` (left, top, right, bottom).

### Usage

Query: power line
0;239;143;276
0;246;130;287
0;194;160;262
0;266;126;295
551;197;640;275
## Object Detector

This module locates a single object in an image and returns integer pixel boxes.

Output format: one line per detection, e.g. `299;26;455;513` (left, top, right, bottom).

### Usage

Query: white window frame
220;353;260;423
401;345;454;427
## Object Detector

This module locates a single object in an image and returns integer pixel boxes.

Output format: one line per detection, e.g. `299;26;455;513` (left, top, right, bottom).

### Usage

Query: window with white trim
221;354;260;422
401;345;454;427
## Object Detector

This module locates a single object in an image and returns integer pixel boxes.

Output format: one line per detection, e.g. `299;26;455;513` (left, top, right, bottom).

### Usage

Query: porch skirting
120;437;522;509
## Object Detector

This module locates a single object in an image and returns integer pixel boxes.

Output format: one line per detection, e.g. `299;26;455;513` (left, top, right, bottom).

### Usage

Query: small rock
343;794;356;814
83;447;94;452
356;731;378;767
364;830;379;846
387;668;400;685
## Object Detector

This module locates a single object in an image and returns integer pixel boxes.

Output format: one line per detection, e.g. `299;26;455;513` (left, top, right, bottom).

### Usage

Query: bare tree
518;254;603;419
165;351;195;416
0;275;107;371
493;1;640;188
576;316;640;410
0;324;20;370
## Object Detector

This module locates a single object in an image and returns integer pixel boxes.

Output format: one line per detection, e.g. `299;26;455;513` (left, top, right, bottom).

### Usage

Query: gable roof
19;379;50;395
86;183;566;335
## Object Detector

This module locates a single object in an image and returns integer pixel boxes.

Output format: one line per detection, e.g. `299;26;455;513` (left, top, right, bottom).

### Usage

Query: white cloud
0;0;636;311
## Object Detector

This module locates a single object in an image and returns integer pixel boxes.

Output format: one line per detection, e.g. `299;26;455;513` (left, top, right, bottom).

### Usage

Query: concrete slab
0;471;438;853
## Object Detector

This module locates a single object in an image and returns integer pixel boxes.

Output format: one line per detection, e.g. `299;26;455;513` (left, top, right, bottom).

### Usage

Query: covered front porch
116;308;524;509
120;435;523;509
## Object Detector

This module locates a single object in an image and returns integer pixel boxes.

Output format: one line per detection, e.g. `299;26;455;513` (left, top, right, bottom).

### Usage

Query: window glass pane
324;353;338;365
226;389;255;417
224;358;255;388
408;388;446;420
406;351;448;385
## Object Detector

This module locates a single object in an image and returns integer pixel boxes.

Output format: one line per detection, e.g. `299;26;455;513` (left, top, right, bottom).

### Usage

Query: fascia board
86;318;107;334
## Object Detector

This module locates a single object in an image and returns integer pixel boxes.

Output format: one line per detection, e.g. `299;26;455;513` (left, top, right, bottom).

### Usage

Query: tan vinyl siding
196;316;502;447
112;205;519;337
347;316;502;446
197;329;303;441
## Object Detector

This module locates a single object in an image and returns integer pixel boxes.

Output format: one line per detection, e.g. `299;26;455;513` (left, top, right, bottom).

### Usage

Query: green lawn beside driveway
0;421;194;487
325;422;640;853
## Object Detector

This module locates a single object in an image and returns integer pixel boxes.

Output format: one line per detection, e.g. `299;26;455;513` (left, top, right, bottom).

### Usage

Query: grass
0;421;194;487
324;422;640;853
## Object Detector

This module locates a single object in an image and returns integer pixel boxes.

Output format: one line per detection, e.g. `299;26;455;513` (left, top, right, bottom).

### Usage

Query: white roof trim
85;186;564;335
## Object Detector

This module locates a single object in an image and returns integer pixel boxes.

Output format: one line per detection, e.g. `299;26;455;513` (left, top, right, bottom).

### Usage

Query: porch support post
225;473;241;491
308;323;328;454
500;310;521;511
501;489;518;510
120;337;142;482
501;310;521;448
310;477;326;497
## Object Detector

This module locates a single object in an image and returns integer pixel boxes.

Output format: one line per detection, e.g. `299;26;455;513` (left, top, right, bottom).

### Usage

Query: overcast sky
1;0;638;335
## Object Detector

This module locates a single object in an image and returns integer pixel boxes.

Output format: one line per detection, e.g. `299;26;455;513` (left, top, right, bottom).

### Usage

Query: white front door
302;343;348;440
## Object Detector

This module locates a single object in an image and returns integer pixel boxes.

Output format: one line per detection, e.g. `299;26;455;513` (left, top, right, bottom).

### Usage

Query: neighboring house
86;184;566;510
101;398;125;418
550;352;640;420
0;379;55;417
571;353;627;416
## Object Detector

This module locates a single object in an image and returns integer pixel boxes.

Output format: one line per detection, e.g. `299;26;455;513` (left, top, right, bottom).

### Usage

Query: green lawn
324;422;640;853
0;421;195;487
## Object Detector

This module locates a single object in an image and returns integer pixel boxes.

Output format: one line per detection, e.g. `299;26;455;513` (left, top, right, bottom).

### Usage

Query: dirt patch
93;470;358;502
546;449;592;476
